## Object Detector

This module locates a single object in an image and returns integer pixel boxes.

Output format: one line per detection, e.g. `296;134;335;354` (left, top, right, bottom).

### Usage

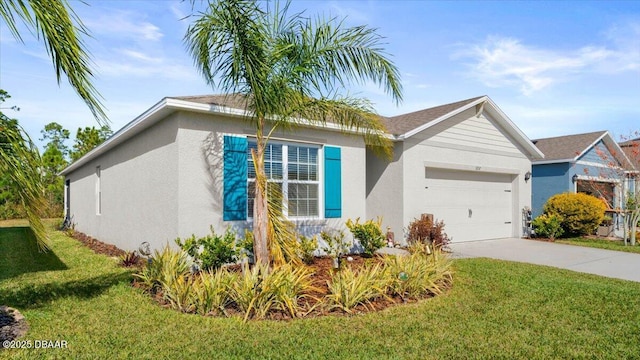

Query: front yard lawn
2;224;640;359
556;237;640;254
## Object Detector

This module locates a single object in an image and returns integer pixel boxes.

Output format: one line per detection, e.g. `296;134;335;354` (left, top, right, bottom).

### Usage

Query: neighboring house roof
532;131;635;169
532;131;607;163
60;94;543;175
619;137;640;169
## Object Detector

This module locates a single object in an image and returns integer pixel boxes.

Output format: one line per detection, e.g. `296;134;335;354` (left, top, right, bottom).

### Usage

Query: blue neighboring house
531;131;635;237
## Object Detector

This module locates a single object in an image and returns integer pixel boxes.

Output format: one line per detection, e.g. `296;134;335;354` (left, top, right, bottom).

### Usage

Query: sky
1;0;639;150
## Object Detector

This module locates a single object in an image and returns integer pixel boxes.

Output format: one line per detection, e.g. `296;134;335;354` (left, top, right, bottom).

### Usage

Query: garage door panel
423;168;513;242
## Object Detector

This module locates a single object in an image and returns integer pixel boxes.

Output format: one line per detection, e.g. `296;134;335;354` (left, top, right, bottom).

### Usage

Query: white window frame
247;139;323;220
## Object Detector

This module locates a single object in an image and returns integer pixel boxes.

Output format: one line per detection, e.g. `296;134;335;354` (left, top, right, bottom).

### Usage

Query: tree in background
70;125;112;162
185;0;402;266
40;122;71;217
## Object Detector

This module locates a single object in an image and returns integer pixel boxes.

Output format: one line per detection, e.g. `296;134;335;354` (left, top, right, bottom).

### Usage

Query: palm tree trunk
252;127;270;266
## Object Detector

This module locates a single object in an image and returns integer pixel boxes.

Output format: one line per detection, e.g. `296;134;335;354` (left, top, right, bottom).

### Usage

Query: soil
0;306;28;343
69;230;128;258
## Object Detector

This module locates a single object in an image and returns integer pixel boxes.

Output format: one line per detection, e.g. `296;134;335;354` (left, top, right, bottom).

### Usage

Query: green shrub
346;217;386;257
532;214;564;240
321;230;351;260
135;245;189;291
191;269;237;316
543;193;606;237
231;263;315;321
175;227;239;270
297;235;318;264
407;214;451;248
163;274;195;313
326;262;389;313
383;251;453;299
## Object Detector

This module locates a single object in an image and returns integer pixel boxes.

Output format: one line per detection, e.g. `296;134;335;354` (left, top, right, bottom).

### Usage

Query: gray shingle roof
620;138;640;168
532;131;606;162
171;94;486;137
382;96;484;136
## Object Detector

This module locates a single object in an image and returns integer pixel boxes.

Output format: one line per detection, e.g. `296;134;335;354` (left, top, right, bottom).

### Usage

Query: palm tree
0;91;48;250
1;0;106;122
185;0;402;266
1;0;106;248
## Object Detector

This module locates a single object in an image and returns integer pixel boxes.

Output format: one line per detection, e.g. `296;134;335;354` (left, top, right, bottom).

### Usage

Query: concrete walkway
449;238;640;283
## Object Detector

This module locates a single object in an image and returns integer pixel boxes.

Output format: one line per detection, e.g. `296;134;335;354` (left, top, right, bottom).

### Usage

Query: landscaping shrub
231;263;315;321
383;250;453;299
297;234;318;264
532;214;564;241
321;230;351;261
175;227;240;270
163;274;195;313
191;269;237;316
346;217;386;257
135;245;189;291
326;262;389;312
543;193;606;237
406;214;450;248
119;251;141;267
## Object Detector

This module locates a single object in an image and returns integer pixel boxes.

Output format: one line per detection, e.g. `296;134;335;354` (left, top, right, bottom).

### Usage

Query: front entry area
424;168;514;242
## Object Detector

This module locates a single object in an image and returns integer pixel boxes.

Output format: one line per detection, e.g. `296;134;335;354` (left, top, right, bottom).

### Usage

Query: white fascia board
397;96;487;141
532;159;576;165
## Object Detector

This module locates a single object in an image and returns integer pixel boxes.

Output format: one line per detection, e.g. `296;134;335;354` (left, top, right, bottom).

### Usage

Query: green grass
2;226;640;359
556;237;640;254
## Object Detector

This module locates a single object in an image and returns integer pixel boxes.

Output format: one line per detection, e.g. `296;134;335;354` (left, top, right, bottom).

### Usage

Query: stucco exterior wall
400;108;533;241
66;116;180;251
174;111;368;246
67;111;369;252
366;143;404;241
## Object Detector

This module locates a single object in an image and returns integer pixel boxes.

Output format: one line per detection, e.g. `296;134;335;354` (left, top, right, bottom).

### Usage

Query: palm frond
0;117;48;250
0;0;107;123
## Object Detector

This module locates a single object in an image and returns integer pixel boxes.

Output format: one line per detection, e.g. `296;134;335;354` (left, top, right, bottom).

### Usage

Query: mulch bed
69;230;128;258
70;231;447;319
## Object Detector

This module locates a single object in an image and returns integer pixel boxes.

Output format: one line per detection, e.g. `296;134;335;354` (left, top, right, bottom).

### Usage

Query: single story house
531;131;635;236
60;95;543;251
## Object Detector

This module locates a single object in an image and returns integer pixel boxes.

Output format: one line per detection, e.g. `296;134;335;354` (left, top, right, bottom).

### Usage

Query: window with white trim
247;141;319;218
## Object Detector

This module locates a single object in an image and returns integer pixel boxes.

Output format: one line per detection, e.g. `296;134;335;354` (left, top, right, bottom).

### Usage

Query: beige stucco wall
367;108;533;242
66;116;180;251
66;110;368;252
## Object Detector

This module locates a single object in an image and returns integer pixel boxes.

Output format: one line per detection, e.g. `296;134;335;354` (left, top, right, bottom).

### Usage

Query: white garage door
424;168;513;242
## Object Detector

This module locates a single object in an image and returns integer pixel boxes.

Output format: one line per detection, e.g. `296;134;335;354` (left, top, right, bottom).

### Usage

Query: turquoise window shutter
223;136;248;221
324;146;342;218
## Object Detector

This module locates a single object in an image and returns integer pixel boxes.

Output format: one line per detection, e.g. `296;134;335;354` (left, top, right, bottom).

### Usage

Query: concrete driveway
449;238;640;283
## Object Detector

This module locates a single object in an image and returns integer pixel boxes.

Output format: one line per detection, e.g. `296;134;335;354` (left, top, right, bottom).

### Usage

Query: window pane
288;146;298;163
272;161;283;180
309;164;317;181
299;147;309;163
299;164;309;181
288;164;298;180
309;148;318;164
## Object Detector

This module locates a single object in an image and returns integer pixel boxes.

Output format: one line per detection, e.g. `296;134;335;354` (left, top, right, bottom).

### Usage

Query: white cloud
85;10;163;42
455;22;640;95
